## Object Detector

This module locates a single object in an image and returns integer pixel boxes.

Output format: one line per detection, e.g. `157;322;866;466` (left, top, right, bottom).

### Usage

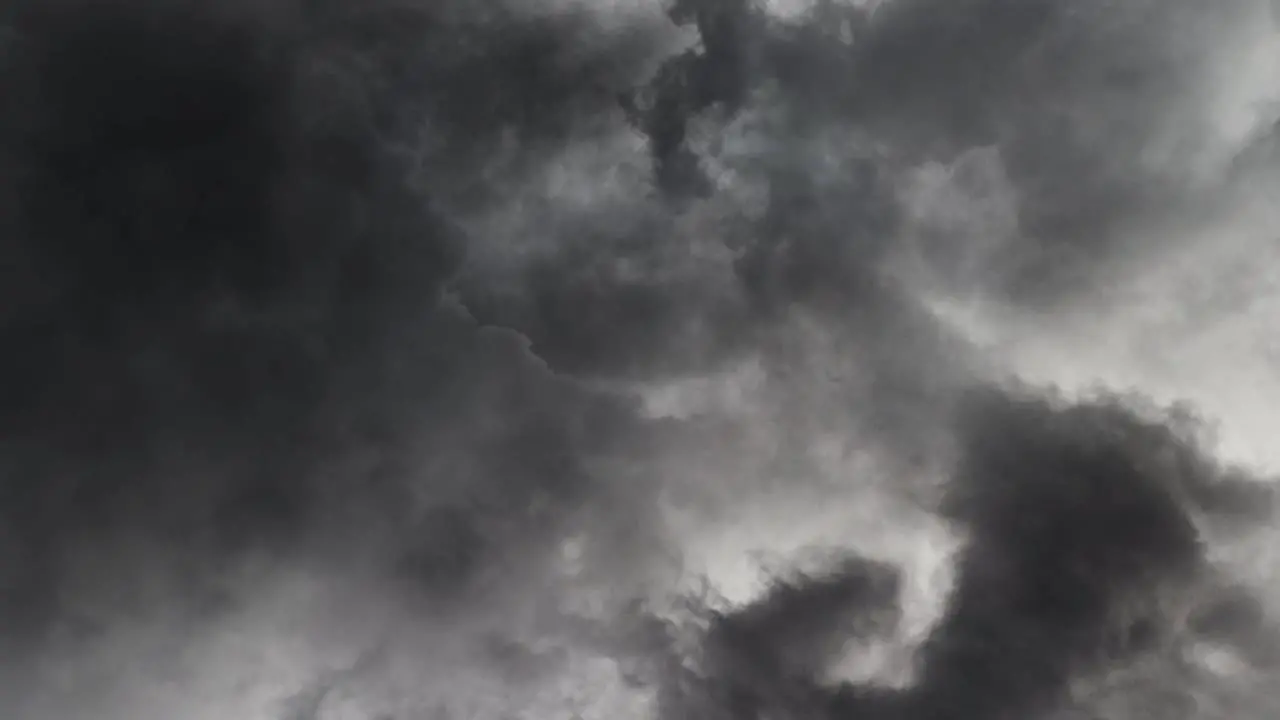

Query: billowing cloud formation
1;0;1279;719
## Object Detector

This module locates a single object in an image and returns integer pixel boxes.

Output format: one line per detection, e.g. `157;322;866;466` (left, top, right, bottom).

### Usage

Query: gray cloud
1;0;1278;719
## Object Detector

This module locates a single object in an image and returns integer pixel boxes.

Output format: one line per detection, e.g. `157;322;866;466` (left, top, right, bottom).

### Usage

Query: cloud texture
1;0;1279;718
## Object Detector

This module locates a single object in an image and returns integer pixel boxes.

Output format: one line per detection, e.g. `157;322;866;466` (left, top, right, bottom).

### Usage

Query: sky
1;0;1280;718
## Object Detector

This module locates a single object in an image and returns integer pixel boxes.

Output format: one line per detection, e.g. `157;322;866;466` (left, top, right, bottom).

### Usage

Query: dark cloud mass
1;0;1278;718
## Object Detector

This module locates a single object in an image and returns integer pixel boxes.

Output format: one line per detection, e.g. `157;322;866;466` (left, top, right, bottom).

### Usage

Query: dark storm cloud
2;0;1277;718
459;0;1231;378
0;0;673;672
613;0;1273;313
888;390;1238;720
1;0;316;642
457;0;1275;506
468;0;911;379
646;389;1277;720
688;554;903;720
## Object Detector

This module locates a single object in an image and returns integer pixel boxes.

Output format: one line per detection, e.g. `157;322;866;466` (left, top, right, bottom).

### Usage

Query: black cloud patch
0;0;655;666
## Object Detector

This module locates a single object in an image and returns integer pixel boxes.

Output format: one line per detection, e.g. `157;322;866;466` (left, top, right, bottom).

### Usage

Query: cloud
647;388;1275;720
0;3;671;708
2;0;1279;719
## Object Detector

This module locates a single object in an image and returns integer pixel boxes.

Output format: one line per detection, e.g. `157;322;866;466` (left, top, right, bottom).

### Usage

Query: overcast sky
2;1;1280;719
